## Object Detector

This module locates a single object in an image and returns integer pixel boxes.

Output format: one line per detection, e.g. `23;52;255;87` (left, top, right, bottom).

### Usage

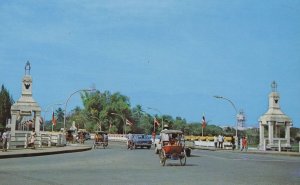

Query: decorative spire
271;81;277;92
25;61;31;75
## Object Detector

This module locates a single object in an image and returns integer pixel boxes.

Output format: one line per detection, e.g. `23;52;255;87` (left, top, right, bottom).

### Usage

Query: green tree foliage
55;107;64;123
172;117;187;131
59;88;300;145
77;90;131;133
0;85;14;128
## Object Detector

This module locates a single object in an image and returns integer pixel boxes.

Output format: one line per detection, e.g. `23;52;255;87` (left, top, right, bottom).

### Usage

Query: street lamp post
213;96;238;138
63;89;94;131
110;112;126;135
147;107;164;129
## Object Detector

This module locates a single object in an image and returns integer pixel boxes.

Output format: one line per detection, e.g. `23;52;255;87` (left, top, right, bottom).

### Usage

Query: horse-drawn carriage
159;130;187;166
93;131;108;149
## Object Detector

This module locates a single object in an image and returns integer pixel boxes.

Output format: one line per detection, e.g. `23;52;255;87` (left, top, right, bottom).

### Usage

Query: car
132;134;152;149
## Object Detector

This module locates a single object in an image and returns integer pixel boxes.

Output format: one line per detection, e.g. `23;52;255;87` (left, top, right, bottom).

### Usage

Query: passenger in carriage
95;132;103;143
95;132;100;142
169;133;179;145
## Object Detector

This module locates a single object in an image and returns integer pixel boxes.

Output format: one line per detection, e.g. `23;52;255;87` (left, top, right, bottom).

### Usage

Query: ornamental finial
25;61;31;75
271;81;277;92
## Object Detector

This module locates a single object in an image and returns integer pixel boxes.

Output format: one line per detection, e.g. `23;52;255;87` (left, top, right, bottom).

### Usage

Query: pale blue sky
1;0;299;128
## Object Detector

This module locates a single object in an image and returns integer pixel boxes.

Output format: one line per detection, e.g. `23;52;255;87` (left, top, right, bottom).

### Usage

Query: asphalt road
0;141;299;185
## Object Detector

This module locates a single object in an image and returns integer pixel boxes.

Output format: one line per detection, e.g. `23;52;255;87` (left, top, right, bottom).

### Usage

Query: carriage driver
160;124;169;146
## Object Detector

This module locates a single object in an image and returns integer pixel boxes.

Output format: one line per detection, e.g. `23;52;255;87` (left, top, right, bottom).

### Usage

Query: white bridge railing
263;138;291;151
6;132;66;149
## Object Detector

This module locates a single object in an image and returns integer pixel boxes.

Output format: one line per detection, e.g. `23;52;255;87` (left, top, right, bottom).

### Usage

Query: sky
0;0;300;128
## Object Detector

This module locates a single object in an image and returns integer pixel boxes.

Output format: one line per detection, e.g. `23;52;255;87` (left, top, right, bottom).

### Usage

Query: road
0;141;299;185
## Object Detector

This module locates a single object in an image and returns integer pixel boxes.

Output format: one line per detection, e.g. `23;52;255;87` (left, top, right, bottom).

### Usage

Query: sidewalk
192;146;300;157
0;144;92;159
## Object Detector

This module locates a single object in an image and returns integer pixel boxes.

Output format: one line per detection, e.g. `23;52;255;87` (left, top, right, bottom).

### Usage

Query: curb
191;146;300;157
0;147;92;159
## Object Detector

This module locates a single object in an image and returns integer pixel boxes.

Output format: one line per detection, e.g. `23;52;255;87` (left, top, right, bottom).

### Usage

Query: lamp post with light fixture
63;89;94;131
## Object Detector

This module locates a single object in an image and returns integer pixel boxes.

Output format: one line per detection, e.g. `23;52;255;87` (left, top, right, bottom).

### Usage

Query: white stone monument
259;81;292;150
9;62;42;143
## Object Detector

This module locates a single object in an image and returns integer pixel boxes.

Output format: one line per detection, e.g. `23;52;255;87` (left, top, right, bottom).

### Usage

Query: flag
154;117;160;127
202;115;206;128
52;112;57;126
126;119;133;126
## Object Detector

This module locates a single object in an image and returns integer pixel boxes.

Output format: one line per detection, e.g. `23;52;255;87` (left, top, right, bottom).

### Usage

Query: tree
55;107;64;123
0;85;14;128
172;117;187;131
80;90;132;133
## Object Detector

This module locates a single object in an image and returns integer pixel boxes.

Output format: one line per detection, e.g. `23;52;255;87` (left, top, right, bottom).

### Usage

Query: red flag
154;117;160;127
126;119;133;126
52;112;57;126
202;115;206;128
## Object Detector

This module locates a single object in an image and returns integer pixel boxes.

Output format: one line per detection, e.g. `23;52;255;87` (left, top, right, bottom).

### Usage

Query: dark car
132;134;152;149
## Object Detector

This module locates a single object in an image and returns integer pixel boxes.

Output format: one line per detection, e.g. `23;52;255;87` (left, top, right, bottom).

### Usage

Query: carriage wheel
180;150;187;166
160;149;166;166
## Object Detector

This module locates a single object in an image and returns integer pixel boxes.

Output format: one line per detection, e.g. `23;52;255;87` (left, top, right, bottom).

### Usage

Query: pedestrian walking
2;129;9;152
241;136;248;152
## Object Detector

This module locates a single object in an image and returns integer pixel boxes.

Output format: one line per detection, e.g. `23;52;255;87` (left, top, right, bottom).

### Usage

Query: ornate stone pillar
259;122;265;149
34;111;41;132
10;111;18;140
285;125;291;145
274;124;278;138
268;121;274;145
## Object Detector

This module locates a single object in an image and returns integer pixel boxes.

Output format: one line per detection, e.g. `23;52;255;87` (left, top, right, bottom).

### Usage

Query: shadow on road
162;163;199;167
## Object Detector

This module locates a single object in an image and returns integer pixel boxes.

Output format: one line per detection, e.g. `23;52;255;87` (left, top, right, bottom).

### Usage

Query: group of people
1;128;36;151
213;135;225;149
213;135;248;151
159;124;181;146
95;132;108;143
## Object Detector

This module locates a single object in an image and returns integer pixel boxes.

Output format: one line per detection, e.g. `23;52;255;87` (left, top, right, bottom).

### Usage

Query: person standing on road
241;136;248;152
29;129;36;149
218;135;224;149
2;129;9;152
231;135;235;150
127;132;134;149
214;135;218;149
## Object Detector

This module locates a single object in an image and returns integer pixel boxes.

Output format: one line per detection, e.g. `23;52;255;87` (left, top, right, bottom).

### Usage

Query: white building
258;81;292;150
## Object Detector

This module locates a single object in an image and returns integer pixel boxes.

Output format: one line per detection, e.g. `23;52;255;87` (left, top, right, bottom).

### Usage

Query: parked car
132;134;152;149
